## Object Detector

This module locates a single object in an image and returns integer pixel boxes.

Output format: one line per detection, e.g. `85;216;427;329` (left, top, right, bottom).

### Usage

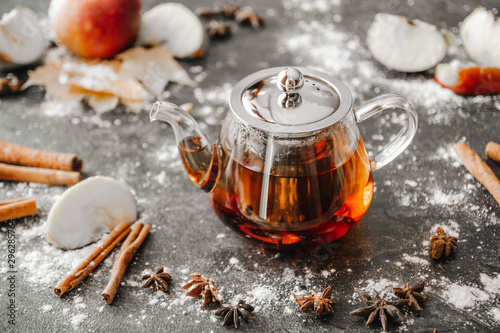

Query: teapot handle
354;94;418;170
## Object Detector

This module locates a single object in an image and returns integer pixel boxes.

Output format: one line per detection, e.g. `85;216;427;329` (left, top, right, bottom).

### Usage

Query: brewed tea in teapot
150;67;417;249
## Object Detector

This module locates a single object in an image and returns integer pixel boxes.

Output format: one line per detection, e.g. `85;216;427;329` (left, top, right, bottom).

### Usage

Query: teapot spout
150;101;220;192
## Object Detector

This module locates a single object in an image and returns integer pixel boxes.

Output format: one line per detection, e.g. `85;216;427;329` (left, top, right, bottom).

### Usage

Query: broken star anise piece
215;299;254;329
393;281;428;312
234;6;265;28
350;288;407;332
430;226;458;259
207;20;232;39
141;266;172;292
181;272;222;307
293;286;336;317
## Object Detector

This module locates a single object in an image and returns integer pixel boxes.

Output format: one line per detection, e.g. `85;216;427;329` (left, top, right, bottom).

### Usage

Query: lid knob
277;67;304;93
277;67;304;109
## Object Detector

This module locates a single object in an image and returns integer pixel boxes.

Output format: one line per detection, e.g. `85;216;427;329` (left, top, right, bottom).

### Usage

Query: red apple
50;0;141;59
435;62;500;95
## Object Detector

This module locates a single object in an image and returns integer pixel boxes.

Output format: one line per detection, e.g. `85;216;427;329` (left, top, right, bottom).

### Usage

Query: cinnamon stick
0;197;38;222
0;140;83;171
455;142;500;205
54;222;131;297
486;142;500;164
102;222;151;304
0;162;80;186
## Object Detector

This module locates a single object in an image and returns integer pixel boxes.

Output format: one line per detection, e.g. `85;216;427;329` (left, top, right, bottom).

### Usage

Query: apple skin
435;66;500;95
52;0;141;59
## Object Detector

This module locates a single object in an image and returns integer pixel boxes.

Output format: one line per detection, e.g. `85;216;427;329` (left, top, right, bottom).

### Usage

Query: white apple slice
0;7;46;69
47;176;137;249
460;6;500;67
367;13;449;72
435;61;463;87
139;3;208;58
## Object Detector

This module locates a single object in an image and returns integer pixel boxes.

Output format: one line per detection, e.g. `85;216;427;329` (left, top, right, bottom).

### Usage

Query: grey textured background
1;0;500;332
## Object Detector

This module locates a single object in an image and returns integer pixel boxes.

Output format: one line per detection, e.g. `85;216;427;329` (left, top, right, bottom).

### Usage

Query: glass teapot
150;67;417;249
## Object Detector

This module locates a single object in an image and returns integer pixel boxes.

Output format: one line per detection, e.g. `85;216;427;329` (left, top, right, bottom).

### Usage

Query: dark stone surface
1;0;500;332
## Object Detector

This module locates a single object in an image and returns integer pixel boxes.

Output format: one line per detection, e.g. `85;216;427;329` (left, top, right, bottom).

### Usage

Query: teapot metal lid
229;66;352;135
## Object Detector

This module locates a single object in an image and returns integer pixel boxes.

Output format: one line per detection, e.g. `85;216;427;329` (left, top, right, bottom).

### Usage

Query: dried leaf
121;100;145;114
87;94;120;114
61;60;148;102
116;46;196;97
22;45;195;114
23;61;86;101
22;55;146;112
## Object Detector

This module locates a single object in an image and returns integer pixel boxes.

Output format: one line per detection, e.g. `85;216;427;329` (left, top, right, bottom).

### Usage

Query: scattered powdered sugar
153;170;169;185
429;274;500;325
430;220;461;238
321;269;335;277
156;144;179;162
193;82;232;106
402;254;429;266
18;240;95;286
427;189;465;205
404;179;418;187
284;0;341;13
42;304;53;312
41;100;83;117
70;313;88;327
245;285;277;311
282;267;296;282
192;82;233;129
148;298;160;306
491;309;500;323
444;283;490;309
430;144;461;167
229;257;240;265
480;274;500;295
15;221;47;242
38;99;122;128
2;219;106;288
165;294;189;310
358;278;400;300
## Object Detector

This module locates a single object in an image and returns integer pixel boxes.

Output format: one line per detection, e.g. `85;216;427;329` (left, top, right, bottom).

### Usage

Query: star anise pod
430;226;458;259
293;286;336;316
199;3;241;19
215;299;254;329
207;20;232;39
0;74;22;96
181;272;222;307
234;6;265;28
141;266;172;292
350;288;407;332
199;9;219;19
393;281;428;312
220;3;241;18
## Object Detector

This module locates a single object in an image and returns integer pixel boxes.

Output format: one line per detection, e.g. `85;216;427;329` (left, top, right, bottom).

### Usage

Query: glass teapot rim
228;66;353;136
